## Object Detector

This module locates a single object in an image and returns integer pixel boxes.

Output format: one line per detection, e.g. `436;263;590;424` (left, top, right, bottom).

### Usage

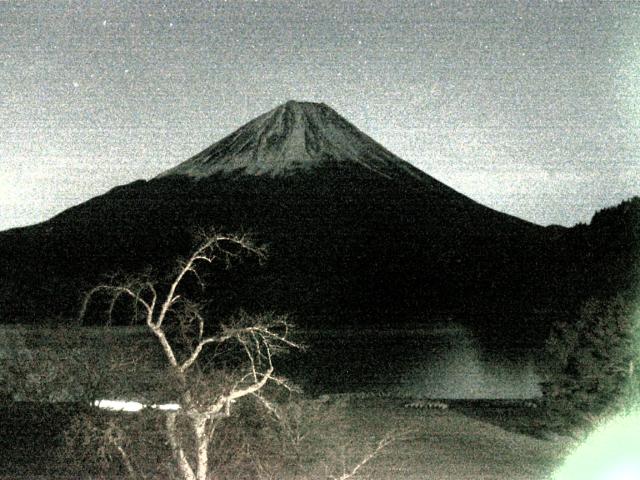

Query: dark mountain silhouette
0;101;637;348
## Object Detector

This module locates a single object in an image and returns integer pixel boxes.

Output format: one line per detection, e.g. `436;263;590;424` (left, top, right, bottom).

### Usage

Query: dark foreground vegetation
0;397;573;480
540;290;640;434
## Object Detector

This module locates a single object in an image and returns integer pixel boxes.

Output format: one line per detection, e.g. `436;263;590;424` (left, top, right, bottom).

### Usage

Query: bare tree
80;231;300;480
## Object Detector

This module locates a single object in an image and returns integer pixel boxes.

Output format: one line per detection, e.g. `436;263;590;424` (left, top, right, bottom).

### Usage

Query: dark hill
0;102;636;347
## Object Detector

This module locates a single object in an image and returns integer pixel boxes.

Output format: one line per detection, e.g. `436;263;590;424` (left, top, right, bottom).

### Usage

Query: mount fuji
1;101;636;346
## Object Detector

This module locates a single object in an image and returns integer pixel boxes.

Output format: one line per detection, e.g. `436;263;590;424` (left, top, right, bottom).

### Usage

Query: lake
282;324;542;399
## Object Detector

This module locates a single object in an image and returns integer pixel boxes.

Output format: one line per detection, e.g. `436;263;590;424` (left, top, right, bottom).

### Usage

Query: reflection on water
93;399;181;412
283;324;541;399
397;329;541;399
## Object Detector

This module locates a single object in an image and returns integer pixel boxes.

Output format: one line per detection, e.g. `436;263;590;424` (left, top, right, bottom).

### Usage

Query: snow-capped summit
158;100;426;181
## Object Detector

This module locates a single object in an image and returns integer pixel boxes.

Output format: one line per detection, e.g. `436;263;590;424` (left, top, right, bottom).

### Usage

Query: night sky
1;1;638;230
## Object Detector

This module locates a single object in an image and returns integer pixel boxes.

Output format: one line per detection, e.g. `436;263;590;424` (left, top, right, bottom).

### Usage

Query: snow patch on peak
158;100;428;181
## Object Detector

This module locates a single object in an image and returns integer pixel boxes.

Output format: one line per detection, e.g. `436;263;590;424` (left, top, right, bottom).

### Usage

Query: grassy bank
0;398;573;479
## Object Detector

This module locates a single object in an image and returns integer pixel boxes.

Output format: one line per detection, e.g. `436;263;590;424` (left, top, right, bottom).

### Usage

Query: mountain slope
161;100;436;181
158;101;535;233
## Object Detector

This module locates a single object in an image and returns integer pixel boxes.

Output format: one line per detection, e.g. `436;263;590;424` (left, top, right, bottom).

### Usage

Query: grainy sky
1;0;638;230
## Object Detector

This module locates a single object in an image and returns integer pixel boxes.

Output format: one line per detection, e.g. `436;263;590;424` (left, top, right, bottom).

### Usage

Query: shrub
541;294;639;431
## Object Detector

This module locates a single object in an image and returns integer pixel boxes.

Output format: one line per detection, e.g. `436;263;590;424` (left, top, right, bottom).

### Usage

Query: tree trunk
166;412;196;480
193;415;209;480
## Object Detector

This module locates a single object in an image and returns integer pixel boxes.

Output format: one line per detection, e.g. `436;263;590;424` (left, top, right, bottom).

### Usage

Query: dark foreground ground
0;398;574;480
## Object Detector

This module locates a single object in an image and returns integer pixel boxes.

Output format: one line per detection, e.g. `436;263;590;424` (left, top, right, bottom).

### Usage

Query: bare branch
251;392;281;420
240;337;258;382
203;365;275;419
329;433;395;480
146;281;157;326
155;233;261;330
227;365;275;402
179;314;300;374
79;284;152;325
106;289;127;326
150;325;180;369
179;335;230;373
